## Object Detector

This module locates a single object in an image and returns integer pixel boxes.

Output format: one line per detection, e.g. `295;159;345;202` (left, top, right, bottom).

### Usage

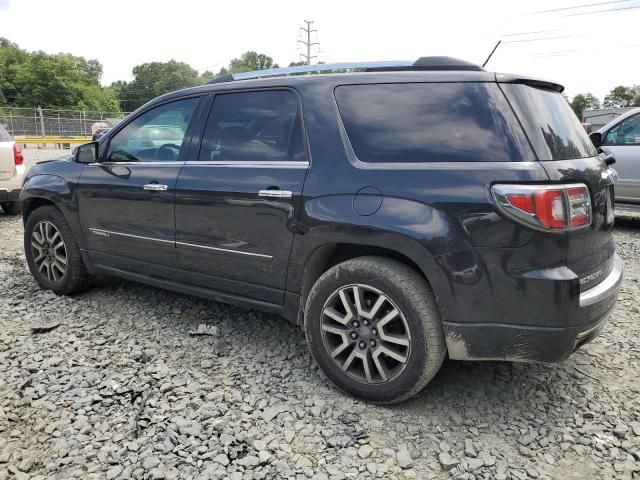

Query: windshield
502;84;597;161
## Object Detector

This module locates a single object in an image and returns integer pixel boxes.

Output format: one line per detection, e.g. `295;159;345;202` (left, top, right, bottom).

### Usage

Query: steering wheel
157;143;181;161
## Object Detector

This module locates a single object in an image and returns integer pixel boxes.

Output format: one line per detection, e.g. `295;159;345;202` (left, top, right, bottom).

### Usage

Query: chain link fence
0;107;130;138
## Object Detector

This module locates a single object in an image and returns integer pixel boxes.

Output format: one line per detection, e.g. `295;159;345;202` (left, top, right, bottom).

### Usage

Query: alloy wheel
320;284;411;384
31;220;67;283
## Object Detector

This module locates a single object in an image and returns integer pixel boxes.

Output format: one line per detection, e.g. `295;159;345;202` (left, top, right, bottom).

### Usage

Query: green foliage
603;85;640;108
0;37;120;112
114;60;204;111
228;51;278;73
570;93;601;119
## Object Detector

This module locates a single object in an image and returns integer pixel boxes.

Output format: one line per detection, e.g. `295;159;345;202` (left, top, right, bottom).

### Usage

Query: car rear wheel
24;206;90;294
304;256;446;403
1;201;22;215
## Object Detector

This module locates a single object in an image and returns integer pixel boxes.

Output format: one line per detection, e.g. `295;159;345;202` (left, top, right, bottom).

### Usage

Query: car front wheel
24;206;90;294
304;256;446;404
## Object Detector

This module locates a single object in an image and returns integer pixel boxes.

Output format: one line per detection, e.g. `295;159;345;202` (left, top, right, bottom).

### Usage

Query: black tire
1;201;22;215
24;206;91;294
304;256;446;404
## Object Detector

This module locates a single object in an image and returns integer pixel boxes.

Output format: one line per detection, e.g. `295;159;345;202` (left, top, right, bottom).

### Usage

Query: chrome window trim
579;253;623;307
87;161;185;167
89;228;273;259
175;241;272;259
184;160;308;168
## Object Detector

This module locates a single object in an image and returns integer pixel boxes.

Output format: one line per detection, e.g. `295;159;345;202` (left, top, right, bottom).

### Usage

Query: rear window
0;124;12;142
335;83;534;163
501;84;597;160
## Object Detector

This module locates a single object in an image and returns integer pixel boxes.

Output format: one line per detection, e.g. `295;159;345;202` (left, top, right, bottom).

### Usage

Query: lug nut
372;328;378;335
363;319;369;326
350;332;358;339
370;340;376;347
358;341;366;349
353;321;359;328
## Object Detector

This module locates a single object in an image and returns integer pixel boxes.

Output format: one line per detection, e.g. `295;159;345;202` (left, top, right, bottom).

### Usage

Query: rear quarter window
501;84;597;160
334;82;535;163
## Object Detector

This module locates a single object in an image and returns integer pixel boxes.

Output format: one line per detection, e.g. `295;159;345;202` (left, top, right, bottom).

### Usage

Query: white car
591;107;640;207
0;123;26;215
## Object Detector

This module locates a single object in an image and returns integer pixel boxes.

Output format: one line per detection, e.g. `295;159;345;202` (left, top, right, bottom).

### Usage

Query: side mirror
76;141;99;163
589;132;602;148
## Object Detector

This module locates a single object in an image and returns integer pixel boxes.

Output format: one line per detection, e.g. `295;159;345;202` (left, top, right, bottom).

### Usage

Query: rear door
0;124;14;181
174;89;308;304
601;112;640;203
77;96;201;271
502;83;616;290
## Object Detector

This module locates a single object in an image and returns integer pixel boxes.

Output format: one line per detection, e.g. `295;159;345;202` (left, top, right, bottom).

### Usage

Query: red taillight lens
13;143;24;166
495;184;591;232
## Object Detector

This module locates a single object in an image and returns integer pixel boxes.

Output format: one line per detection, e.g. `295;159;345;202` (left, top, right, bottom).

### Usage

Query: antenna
482;40;502;68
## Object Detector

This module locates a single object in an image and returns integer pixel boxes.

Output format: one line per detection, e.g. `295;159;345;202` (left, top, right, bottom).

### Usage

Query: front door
602;113;640;203
77;96;201;271
174;90;308;304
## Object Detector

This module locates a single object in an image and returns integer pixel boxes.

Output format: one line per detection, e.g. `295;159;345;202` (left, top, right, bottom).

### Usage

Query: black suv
21;57;622;403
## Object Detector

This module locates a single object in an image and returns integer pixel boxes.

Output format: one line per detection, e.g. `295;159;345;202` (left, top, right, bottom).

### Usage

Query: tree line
568;86;640;119
0;39;306;113
2;37;639;116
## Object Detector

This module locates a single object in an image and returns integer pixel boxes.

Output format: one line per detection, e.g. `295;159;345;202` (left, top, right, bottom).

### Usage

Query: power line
297;20;319;65
530;0;631;14
564;4;640;15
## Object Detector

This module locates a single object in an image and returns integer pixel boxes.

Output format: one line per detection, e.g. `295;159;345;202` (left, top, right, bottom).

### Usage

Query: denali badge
91;229;110;237
579;270;602;285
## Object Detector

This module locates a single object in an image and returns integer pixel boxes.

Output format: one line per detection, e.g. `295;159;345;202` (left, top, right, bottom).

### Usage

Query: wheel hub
31;220;67;283
320;284;411;385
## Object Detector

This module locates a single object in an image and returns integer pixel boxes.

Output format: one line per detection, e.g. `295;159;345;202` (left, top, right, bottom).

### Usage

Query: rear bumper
444;253;623;363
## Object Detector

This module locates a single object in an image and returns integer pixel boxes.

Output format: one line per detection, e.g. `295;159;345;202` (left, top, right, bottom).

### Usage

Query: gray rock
397;449;413;469
213;453;230;466
358;444;373;459
439;452;458;471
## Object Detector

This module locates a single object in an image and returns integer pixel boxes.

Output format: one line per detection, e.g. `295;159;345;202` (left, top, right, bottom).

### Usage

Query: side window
106;97;199;162
199;90;304;162
604;114;640;146
335;83;535;163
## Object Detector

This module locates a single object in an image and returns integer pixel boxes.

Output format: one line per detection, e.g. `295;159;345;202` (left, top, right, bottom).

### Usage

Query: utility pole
298;20;319;65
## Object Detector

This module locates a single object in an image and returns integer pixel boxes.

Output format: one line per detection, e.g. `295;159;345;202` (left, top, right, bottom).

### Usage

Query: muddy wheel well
297;243;427;325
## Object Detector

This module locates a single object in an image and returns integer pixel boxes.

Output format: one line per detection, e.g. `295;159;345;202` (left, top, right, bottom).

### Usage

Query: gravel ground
0;212;639;480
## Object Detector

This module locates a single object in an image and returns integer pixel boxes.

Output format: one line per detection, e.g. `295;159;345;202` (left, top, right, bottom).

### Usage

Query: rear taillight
13;143;24;166
492;184;591;231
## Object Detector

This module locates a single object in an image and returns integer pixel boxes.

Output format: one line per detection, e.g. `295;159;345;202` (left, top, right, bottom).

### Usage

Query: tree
603;85;640;108
228;51;278;73
569;93;601;119
288;60;306;67
114;60;201;111
0;38;119;112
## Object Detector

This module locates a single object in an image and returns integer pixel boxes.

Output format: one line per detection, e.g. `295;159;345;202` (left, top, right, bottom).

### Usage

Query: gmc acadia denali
21;57;623;403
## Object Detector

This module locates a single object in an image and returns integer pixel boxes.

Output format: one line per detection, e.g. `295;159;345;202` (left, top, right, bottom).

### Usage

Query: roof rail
208;57;483;84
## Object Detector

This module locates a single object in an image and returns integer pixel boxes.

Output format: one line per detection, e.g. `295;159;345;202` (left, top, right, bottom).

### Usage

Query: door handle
143;183;168;191
259;189;293;199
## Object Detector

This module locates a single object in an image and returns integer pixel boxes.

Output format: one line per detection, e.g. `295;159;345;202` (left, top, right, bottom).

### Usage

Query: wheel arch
293;242;434;326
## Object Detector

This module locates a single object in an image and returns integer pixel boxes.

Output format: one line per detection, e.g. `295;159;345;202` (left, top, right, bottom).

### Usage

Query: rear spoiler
495;73;564;93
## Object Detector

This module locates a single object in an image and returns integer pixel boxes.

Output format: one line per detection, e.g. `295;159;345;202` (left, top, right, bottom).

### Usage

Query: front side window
604;114;640;146
335;82;534;163
106;97;198;162
199;90;305;162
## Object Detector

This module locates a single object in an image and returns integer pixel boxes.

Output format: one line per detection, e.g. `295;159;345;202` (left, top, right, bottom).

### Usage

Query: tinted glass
604;114;640;145
199;90;304;162
0;124;12;142
107;98;198;162
335;83;534;163
502;84;597;160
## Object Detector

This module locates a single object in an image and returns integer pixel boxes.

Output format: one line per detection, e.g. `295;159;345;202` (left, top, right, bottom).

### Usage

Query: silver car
591;107;640;208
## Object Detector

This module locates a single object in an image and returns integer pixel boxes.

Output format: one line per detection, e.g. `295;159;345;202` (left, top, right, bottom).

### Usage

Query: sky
0;0;638;101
